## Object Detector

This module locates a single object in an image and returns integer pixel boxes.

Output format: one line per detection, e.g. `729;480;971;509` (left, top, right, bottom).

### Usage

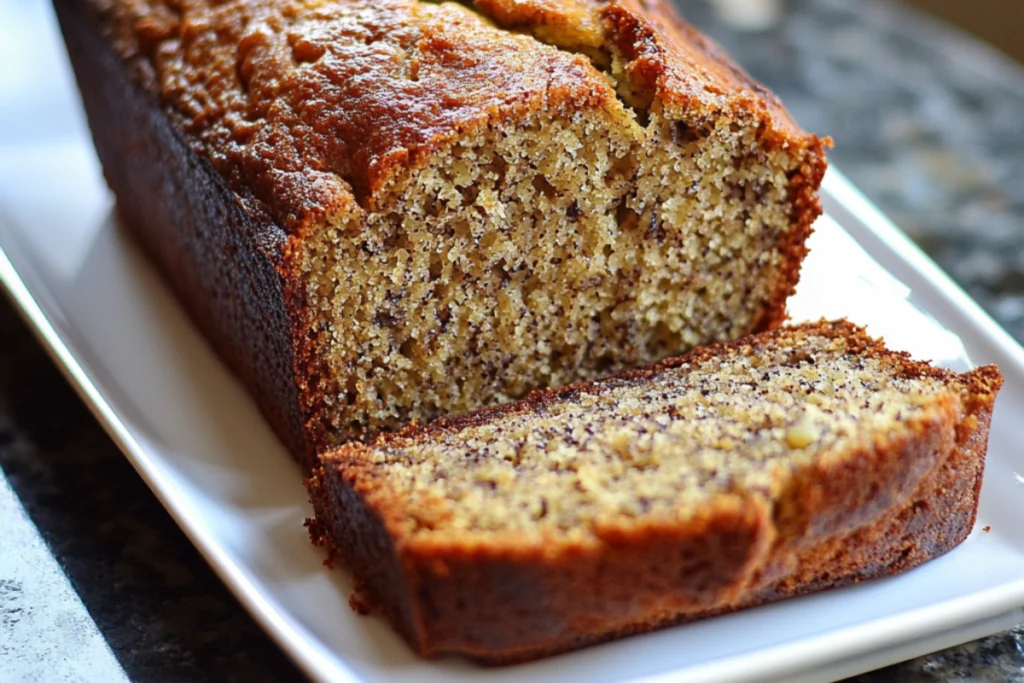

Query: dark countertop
1;0;1022;680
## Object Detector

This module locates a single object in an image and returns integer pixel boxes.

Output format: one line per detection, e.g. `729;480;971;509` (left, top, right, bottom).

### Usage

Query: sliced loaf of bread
307;320;1001;662
55;0;827;464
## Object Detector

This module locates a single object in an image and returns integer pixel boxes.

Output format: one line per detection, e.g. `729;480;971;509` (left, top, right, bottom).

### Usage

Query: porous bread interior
299;95;799;442
302;104;797;440
354;332;956;537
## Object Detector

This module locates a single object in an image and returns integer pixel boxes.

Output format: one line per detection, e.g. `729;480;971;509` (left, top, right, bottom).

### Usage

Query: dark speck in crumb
648;207;665;242
671;120;705;146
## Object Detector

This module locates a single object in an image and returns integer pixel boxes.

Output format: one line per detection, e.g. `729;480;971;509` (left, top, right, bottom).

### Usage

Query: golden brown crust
746;407;989;605
309;321;1003;663
82;0;624;232
470;0;815;137
309;466;778;660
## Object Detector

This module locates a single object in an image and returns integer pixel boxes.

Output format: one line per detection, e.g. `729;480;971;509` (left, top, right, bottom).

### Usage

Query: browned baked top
472;0;807;134
86;0;612;231
84;0;823;234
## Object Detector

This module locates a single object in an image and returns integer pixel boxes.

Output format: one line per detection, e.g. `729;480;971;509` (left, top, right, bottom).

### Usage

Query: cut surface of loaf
56;0;828;464
307;320;1002;663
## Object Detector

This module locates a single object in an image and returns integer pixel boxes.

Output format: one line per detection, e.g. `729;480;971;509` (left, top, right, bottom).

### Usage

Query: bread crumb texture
330;324;992;539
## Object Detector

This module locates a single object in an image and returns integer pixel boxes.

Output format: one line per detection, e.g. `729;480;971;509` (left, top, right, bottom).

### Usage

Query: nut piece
785;414;820;449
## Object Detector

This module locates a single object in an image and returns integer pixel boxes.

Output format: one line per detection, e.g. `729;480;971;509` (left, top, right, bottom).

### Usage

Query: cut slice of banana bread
307;320;1002;663
55;0;828;465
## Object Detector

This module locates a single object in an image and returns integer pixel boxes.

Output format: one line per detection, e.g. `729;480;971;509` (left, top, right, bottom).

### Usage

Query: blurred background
707;0;1024;63
903;0;1024;63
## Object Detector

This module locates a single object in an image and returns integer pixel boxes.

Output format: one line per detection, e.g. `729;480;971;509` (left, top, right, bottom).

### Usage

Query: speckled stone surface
1;0;1022;681
0;477;127;683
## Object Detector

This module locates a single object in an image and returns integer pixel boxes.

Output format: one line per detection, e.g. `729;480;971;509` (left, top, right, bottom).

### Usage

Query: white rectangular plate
3;4;1024;682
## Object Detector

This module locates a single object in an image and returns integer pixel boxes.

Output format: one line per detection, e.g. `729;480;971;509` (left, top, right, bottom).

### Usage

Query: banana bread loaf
307;320;1002;663
54;0;829;466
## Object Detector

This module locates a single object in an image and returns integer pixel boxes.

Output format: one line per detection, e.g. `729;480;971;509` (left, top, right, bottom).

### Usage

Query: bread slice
307;320;1002;663
55;0;828;465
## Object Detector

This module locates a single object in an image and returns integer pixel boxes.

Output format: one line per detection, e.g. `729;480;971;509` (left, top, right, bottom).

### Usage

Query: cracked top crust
87;0;821;234
91;0;625;232
473;0;805;125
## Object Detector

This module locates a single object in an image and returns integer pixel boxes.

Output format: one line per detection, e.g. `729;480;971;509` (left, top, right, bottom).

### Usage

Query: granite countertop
1;0;1023;680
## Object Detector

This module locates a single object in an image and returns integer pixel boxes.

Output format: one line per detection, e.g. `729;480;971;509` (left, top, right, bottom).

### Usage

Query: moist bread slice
307;320;1002;663
54;0;828;466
